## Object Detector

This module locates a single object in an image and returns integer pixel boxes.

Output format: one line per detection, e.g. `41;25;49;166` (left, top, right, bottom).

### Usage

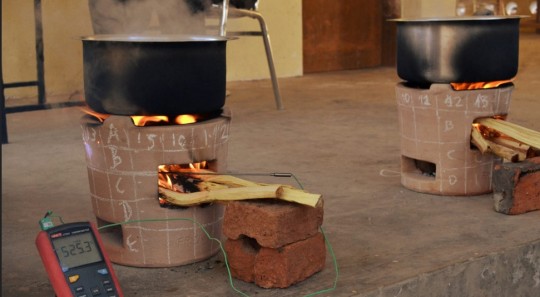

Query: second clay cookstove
393;16;521;196
396;83;513;195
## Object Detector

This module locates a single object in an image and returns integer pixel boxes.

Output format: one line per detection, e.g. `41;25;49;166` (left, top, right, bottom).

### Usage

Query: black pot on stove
391;16;522;84
82;35;230;115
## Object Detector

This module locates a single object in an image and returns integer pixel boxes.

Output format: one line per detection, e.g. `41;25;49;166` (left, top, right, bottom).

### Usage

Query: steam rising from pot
88;0;212;35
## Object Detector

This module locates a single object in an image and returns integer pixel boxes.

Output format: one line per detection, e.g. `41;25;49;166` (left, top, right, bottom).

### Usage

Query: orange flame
158;161;208;207
175;115;197;125
131;115;168;126
189;161;207;170
451;80;513;91
80;107;110;122
157;162;209;206
158;162;209;190
80;106;199;127
157;165;173;190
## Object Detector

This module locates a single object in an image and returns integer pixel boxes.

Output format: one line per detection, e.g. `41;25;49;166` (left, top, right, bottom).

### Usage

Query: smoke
88;0;212;35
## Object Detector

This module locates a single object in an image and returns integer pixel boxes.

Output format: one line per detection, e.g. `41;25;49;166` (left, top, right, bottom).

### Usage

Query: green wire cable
98;217;338;297
91;172;339;296
43;211;65;224
98;218;249;297
303;226;339;297
290;173;339;297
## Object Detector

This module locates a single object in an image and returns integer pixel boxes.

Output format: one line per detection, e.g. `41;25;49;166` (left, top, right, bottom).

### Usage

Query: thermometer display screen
51;230;103;270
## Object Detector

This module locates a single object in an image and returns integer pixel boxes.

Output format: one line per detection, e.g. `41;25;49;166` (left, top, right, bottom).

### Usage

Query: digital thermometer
36;221;123;297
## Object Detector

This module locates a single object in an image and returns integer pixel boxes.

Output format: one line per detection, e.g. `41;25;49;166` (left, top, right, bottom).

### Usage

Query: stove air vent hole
402;156;436;178
97;217;123;248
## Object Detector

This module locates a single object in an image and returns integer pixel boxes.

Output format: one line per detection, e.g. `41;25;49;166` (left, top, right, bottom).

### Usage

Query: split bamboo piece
158;170;321;207
475;118;540;149
471;128;521;162
472;117;540;162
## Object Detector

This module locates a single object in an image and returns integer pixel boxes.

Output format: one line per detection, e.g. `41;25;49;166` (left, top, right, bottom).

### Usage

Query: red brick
224;232;326;288
223;199;324;248
223;236;258;283
493;157;540;215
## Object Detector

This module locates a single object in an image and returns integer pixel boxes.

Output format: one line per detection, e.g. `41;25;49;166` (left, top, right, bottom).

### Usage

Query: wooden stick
159;184;321;207
471;125;521;162
475;118;540;149
276;186;322;207
484;139;521;162
471;126;490;153
158;170;322;207
489;136;529;161
159;185;281;206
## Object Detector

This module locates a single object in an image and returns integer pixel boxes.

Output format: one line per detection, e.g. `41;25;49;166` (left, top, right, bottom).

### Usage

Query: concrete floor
2;33;540;297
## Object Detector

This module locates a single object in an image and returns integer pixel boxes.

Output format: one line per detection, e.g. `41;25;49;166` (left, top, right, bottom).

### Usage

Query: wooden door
302;0;384;73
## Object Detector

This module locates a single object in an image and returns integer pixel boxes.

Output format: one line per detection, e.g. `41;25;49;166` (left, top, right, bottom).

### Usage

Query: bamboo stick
471;117;540;162
471;126;490;153
489;136;530;161
471;126;520;161
159;184;321;207
475;118;540;149
162;169;261;187
485;139;521;162
159;185;282;206
276;186;322;207
158;170;322;207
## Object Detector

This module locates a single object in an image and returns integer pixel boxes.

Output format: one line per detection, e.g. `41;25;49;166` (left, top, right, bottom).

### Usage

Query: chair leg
252;12;283;110
219;0;230;36
1;53;8;144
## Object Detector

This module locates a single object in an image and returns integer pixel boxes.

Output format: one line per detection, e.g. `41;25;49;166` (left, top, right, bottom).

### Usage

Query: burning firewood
471;118;540;162
158;170;322;207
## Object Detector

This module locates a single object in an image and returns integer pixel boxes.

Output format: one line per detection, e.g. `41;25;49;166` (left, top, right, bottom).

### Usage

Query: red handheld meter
36;221;123;297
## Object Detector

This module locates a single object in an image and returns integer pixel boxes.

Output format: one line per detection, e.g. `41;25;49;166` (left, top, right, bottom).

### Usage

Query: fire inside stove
82;106;222;207
158;162;211;208
80;106;231;267
81;106;221;126
450;79;513;91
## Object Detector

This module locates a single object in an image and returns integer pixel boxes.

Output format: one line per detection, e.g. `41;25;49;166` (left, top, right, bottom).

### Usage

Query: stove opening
96;217;123;248
470;115;508;151
157;161;216;208
402;156;436;178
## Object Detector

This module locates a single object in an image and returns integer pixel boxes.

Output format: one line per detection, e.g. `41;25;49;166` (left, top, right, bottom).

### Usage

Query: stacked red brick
493;157;540;215
223;199;326;288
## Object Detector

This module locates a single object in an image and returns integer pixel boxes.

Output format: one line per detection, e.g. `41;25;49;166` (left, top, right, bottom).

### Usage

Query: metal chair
211;0;283;110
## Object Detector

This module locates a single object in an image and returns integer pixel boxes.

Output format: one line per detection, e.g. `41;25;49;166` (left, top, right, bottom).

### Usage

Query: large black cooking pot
392;16;522;84
82;35;228;115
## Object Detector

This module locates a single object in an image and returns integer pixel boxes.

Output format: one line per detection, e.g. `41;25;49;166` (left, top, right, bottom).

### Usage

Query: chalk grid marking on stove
395;84;513;195
81;115;230;266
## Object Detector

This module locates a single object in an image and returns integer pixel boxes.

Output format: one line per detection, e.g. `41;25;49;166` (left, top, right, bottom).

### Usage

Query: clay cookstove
392;16;522;196
396;83;513;195
81;110;230;267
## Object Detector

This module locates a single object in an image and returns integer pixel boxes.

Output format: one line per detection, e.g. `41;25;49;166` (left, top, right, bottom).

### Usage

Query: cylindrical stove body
80;111;231;267
396;83;513;195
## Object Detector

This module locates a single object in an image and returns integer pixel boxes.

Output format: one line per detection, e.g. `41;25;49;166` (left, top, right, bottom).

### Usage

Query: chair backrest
212;0;258;10
230;0;258;10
